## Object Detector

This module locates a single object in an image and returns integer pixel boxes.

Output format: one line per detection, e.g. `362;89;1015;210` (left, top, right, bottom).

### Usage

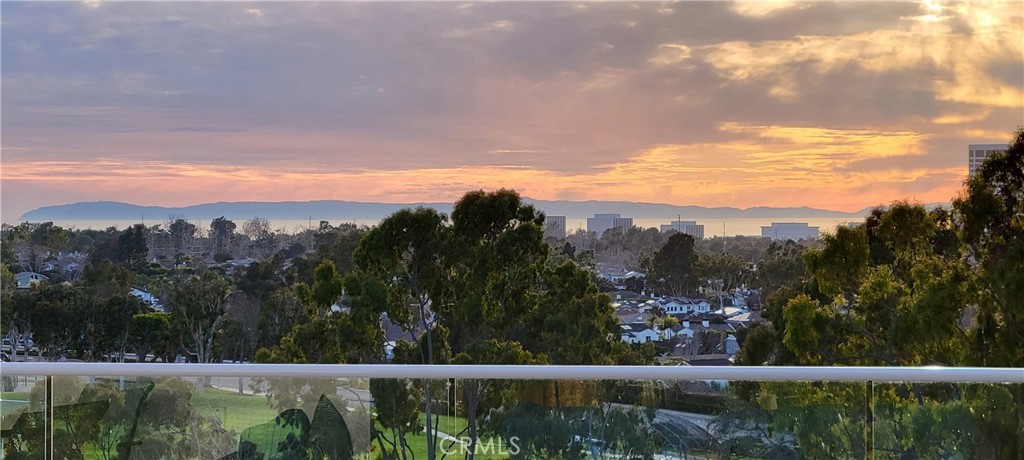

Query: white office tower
587;213;633;235
659;220;705;239
544;215;567;239
761;222;819;241
969;143;1006;176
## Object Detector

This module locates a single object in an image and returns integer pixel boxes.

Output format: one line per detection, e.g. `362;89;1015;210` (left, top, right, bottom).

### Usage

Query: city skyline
2;1;1022;222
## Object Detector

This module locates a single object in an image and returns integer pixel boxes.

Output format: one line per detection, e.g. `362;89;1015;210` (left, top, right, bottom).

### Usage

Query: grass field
189;388;508;459
0;391;30;417
3;386;511;459
191;387;281;433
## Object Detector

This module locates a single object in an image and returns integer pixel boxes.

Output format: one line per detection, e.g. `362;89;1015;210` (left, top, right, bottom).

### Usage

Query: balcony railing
2;364;1022;459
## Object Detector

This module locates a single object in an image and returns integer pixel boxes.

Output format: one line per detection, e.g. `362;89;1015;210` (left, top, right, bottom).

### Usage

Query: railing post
45;375;53;460
865;380;873;460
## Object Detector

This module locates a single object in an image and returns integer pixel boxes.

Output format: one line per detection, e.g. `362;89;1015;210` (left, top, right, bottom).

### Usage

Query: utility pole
723;221;727;252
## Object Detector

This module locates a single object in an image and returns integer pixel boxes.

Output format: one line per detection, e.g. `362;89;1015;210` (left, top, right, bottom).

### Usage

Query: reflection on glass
3;376;1019;459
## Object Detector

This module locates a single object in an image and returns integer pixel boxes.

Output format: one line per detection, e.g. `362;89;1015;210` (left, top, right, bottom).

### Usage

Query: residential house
659;297;711;314
15;272;48;289
620;323;660;344
130;288;165;312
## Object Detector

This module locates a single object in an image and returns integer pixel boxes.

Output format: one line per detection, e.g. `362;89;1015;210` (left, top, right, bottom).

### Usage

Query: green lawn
191;387;281;433
0;391;30;417
4;386;512;460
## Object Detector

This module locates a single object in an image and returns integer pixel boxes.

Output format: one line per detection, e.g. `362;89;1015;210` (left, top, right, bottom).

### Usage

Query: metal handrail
1;363;1022;383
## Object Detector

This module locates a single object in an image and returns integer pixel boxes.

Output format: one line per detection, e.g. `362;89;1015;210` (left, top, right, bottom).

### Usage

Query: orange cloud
2;123;964;217
693;1;1023;107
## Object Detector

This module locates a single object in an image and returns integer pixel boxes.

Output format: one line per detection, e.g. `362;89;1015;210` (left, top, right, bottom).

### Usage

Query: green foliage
954;128;1024;368
128;312;173;362
646;233;697;297
308;395;354;460
299;260;344;317
695;251;748;293
167;271;231;364
370;379;422;460
737;130;1024;459
210;217;237;257
803;225;869;302
2;377;236;460
751;240;807;305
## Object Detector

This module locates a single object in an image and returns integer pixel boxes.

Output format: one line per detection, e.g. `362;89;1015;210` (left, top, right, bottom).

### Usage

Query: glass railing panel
440;378;868;459
1;374;47;458
872;382;1024;459
13;368;1024;460
2;374;377;460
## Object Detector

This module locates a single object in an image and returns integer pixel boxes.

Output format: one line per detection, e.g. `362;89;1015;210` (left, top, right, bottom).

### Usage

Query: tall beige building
969;143;1006;176
544;215;567;239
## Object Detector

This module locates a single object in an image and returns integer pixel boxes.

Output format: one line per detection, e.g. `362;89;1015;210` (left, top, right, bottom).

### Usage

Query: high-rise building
544;215;567;239
761;222;819;241
969;143;1006;176
659;220;705;239
587;213;633;236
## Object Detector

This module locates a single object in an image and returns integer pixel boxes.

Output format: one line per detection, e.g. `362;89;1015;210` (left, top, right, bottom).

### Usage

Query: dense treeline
722;129;1024;459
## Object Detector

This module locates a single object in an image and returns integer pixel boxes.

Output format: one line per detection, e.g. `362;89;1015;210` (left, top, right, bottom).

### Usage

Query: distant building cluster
544;215;567;239
611;289;759;363
968;143;1005;176
587;213;633;235
659;220;705;239
761;222;818;241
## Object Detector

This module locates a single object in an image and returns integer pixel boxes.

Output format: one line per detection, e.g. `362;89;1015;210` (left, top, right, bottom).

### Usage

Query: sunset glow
2;1;1022;221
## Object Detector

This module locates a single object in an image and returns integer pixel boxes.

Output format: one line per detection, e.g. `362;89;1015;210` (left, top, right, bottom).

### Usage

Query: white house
130;288;165;312
598;269;645;283
620;324;660;344
659;297;712;314
725;335;739;356
15;272;48;289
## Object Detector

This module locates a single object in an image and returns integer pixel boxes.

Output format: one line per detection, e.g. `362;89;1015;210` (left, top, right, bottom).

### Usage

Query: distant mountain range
16;198;945;225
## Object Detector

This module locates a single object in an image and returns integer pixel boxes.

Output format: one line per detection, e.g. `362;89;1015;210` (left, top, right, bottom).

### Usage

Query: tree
354;206;448;460
167;218;198;255
166;271;230;366
79;259;146;361
646;233;697;297
751;241;807;308
210;217;237;259
242;217;276;259
1;264;20;353
262;189;650;460
87;295;147;362
296;260;344;319
953;128;1024;456
117;224;150;271
30;284;89;359
370;379;422;460
531;262;621;365
954;128;1024;368
696;251;748;310
258;287;306;352
128;312;173;363
218;292;262;363
745;198;1011;458
802;225;869;304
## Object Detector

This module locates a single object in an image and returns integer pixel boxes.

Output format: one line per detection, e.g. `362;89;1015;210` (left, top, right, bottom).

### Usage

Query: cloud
696;2;1023;107
730;1;811;18
2;1;1021;221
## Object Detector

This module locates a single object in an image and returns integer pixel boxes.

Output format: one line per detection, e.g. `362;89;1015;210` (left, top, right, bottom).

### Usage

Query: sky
2;1;1022;223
